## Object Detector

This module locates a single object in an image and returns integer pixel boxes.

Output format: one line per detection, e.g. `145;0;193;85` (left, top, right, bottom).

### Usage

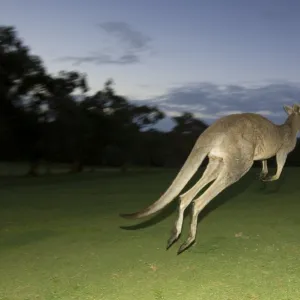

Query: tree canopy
0;25;211;175
2;25;298;175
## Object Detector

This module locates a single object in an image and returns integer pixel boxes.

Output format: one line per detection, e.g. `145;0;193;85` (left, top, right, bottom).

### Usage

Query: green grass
1;166;300;299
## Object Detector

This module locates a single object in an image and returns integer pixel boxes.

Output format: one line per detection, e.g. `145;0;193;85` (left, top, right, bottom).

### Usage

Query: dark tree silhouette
0;25;47;174
1;25;299;175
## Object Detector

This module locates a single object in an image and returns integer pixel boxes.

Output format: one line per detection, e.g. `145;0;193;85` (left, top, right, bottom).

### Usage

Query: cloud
58;53;140;66
132;81;300;131
98;21;151;52
58;22;152;66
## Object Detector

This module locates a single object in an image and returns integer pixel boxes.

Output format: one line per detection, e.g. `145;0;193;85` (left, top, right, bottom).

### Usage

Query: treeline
1;26;300;176
0;25;209;175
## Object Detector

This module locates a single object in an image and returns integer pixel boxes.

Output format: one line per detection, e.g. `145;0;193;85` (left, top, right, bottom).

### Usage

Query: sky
1;0;300;130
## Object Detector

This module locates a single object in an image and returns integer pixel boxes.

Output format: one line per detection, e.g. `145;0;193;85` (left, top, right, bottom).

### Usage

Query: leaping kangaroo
120;104;300;254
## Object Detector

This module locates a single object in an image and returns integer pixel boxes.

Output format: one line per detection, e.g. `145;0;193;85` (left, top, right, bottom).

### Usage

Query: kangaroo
120;104;300;254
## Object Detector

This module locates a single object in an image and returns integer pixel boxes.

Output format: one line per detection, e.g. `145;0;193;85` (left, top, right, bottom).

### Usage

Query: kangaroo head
284;104;300;130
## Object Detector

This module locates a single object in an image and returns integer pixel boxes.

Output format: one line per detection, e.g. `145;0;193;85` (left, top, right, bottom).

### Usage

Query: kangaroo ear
294;104;300;113
283;105;294;115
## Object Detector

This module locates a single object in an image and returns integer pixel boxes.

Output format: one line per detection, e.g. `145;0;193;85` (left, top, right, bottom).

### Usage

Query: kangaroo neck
278;115;298;149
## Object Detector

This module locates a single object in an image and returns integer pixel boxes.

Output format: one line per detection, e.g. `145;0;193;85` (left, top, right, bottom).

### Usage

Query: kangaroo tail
119;142;209;219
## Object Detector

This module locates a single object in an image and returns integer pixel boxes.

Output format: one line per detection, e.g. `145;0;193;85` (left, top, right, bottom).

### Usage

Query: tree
0;26;48;173
43;71;89;172
166;112;208;167
0;26;91;174
172;112;207;135
83;79;165;171
2;25;235;173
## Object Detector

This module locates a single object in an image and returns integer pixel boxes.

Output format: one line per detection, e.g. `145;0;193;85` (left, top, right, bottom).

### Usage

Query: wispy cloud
58;21;152;66
98;21;152;52
58;52;140;66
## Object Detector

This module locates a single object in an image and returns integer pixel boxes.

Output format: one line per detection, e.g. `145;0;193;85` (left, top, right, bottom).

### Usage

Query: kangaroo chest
253;134;281;160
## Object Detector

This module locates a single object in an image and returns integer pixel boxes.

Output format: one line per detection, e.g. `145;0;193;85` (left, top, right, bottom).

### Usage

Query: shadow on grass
0;169;168;191
256;174;286;194
119;201;178;231
0;172;113;189
0;229;61;251
120;169;257;231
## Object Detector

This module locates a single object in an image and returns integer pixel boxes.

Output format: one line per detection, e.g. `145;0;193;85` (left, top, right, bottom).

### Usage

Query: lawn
1;166;300;300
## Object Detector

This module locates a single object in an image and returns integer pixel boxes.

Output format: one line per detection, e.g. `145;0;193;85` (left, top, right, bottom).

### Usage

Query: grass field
1;165;300;300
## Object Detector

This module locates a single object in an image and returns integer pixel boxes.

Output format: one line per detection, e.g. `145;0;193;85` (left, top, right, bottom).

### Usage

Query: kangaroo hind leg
177;155;253;254
166;155;223;250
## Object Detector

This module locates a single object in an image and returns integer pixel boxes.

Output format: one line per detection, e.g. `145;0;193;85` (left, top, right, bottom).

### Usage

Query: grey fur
120;104;300;254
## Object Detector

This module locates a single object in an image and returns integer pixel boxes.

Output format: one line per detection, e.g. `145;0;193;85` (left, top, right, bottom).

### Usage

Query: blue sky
1;0;300;129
